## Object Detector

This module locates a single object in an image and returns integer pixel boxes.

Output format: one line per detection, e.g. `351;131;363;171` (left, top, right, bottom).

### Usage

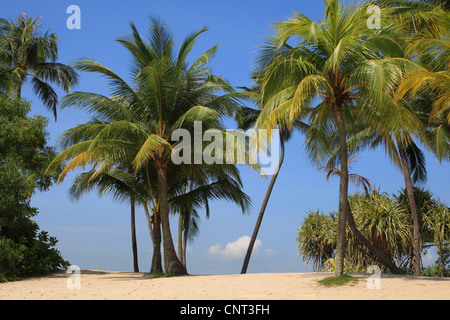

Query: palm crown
0;13;78;119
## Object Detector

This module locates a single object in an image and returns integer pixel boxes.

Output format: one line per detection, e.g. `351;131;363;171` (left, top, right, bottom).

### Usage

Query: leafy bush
0;221;69;282
0;237;25;282
421;264;445;277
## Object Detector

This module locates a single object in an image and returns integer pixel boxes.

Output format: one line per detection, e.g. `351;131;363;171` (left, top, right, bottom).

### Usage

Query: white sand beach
0;270;449;300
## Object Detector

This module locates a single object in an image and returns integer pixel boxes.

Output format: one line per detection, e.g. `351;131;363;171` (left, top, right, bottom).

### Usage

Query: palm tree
0;13;78;119
233;82;300;274
170;162;252;271
68;167;148;272
59;109;165;274
47;16;247;275
252;0;412;275
335;95;428;276
378;0;450;161
319;155;373;196
340;0;448;274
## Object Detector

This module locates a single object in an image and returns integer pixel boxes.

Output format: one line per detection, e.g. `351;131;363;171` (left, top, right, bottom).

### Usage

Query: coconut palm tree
237;105;288;274
253;0;415;275
339;0;448;274
68;167;148;272
47;16;248;275
233;80;307;274
0;13;78;119
378;0;450;161
170;162;251;271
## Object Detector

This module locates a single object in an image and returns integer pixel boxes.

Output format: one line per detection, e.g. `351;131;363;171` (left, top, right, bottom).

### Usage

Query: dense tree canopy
0;96;67;282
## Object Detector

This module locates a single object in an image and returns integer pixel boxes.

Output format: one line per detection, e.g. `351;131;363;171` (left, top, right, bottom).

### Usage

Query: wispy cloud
207;235;262;261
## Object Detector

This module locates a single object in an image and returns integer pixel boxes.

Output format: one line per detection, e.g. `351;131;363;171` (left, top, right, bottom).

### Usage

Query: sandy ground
0;270;449;300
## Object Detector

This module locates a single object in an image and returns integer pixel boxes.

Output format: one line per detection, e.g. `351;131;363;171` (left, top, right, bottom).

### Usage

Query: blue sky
4;0;449;275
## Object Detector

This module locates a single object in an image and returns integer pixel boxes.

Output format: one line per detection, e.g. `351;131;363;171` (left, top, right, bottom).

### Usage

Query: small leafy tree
0;96;68;281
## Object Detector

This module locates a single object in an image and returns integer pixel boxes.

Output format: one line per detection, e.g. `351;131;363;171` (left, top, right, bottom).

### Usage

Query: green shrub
422;264;446;277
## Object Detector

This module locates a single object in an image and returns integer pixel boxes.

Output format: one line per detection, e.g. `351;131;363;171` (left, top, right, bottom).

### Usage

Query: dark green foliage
0;96;68;282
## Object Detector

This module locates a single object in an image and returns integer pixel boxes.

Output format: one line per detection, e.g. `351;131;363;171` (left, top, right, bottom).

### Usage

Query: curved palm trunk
155;160;187;275
398;143;421;276
345;198;403;274
241;136;285;274
130;195;139;272
335;105;403;275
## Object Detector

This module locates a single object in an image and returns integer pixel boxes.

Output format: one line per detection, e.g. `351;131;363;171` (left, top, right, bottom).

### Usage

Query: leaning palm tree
47;16;248;275
238;104;288;274
0;13;78;119
252;0;419;275
320;90;427;275
297;191;413;273
349;190;413;271
234;81;306;274
330;85;428;276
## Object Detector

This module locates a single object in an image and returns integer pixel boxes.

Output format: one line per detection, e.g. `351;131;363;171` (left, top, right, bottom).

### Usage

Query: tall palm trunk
144;204;163;273
178;209;185;266
178;181;193;270
334;105;349;276
177;212;188;272
398;143;421;276
130;195;139;272
178;185;186;267
155;159;187;275
334;104;403;275
241;136;285;274
150;221;163;274
182;226;188;270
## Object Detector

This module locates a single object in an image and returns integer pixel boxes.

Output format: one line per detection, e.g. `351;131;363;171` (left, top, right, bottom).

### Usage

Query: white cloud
207;236;262;261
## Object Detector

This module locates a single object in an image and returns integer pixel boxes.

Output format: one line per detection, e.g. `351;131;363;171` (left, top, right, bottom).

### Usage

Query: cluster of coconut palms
247;0;449;276
1;0;448;277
